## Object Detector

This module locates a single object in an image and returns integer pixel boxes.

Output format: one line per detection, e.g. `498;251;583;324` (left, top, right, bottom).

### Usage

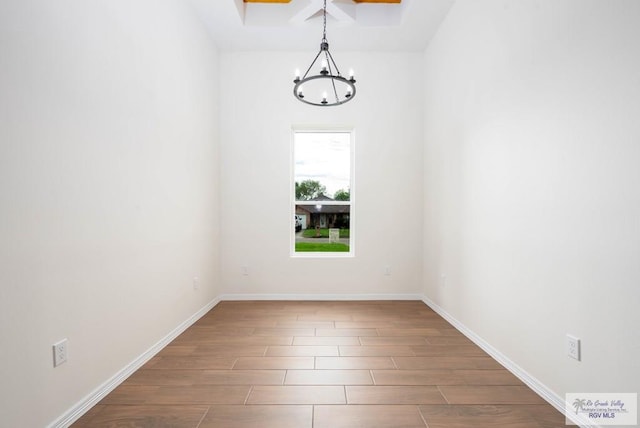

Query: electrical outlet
53;339;68;367
193;276;199;290
566;335;581;361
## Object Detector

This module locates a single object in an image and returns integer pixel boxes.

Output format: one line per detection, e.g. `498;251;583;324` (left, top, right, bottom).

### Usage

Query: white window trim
290;127;355;258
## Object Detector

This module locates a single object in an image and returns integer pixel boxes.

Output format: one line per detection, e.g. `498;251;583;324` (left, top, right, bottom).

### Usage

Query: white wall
423;0;640;404
220;51;424;297
0;1;221;426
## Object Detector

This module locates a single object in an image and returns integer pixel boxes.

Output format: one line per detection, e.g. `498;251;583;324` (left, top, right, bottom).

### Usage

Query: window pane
295;204;350;253
294;132;350;201
293;131;352;255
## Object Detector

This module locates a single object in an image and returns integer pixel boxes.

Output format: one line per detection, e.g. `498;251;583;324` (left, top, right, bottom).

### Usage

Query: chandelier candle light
293;0;356;106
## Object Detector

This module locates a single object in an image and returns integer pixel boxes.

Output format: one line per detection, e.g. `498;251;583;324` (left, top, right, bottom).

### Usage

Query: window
292;130;353;256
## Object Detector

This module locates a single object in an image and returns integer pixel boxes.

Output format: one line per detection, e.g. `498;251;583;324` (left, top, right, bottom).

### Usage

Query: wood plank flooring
72;301;566;427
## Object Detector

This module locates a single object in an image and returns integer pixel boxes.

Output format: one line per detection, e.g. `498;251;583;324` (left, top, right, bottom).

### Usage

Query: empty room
1;0;638;427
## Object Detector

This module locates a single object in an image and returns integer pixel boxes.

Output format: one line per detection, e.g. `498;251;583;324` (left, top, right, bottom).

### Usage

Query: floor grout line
417;405;431;428
436;385;450;404
194;406;210;428
391;356;399;369
243;386;253;405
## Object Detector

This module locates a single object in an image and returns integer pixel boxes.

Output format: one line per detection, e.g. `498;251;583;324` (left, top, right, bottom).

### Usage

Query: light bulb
321;60;328;72
321;91;328;104
349;69;354;78
295;68;300;79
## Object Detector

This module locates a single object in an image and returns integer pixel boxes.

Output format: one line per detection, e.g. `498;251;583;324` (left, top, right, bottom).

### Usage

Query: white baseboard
48;297;221;428
220;293;424;301
421;296;595;428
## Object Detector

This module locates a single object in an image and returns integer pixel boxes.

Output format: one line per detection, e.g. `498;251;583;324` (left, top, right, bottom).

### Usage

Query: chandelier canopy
293;0;356;107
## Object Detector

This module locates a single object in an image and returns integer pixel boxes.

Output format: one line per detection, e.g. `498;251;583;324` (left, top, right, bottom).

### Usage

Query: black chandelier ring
293;73;356;107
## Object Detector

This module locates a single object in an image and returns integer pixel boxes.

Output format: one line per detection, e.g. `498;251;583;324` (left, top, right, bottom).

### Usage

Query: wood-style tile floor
72;301;566;427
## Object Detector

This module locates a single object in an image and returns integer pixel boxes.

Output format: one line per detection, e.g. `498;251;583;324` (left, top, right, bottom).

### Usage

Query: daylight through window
293;130;353;256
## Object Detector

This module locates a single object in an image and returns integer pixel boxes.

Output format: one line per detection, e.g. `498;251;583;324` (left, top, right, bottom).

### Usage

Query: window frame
290;127;355;258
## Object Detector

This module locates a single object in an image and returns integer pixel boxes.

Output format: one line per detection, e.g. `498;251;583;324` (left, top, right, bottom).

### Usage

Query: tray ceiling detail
237;0;406;27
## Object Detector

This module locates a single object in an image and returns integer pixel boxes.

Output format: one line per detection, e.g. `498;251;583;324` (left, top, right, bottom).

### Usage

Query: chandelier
293;0;356;107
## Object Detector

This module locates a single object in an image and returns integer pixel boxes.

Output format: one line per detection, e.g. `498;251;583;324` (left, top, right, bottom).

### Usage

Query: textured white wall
219;51;424;297
423;0;640;401
0;1;221;426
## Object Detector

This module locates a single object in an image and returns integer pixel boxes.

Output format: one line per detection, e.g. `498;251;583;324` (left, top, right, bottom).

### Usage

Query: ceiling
188;0;455;52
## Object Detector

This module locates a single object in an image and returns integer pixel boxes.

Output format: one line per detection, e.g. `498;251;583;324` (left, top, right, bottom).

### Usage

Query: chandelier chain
322;0;327;42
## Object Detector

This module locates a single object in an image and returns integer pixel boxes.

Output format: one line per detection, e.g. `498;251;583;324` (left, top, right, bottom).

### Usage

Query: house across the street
295;194;350;229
